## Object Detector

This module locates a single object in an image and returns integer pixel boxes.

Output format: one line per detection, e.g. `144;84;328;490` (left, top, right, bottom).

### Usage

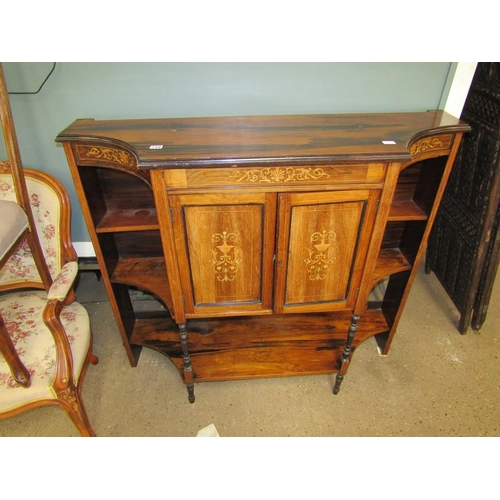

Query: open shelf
371;248;412;288
389;156;447;222
130;310;390;381
78;165;157;232
96;208;159;233
388;200;428;221
111;256;173;313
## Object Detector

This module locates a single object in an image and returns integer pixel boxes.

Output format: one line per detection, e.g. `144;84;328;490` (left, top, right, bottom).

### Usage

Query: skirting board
74;241;96;258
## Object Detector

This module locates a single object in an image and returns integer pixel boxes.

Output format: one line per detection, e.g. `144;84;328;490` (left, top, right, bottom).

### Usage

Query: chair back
0;63;53;290
0;164;76;291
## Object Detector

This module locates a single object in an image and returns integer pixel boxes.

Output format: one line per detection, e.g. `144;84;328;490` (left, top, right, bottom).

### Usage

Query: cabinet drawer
162;163;386;190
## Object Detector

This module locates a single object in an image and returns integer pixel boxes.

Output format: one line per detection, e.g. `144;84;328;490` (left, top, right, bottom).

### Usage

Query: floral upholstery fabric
0;173;62;286
0;286;90;411
48;262;79;301
0;200;28;261
0;166;94;433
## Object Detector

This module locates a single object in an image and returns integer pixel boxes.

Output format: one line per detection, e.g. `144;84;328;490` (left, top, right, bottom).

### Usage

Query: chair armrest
44;261;79;391
47;261;79;301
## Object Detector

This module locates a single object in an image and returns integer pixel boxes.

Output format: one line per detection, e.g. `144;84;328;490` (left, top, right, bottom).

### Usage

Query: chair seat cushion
0;291;91;412
0;201;28;261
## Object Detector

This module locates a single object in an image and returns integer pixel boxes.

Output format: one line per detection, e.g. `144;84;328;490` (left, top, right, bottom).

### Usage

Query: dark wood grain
56;112;469;168
130;310;389;381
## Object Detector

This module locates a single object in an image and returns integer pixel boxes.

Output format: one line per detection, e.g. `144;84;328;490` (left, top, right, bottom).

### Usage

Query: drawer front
162;163;386;190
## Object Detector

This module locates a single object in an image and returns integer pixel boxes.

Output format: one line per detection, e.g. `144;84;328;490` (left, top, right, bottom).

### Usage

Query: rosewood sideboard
56;112;470;402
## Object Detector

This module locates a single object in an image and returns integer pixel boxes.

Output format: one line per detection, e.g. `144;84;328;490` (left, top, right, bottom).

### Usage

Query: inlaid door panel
169;192;276;316
275;190;379;313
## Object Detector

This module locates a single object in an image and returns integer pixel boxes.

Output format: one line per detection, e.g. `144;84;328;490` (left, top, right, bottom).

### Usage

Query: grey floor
1;264;499;438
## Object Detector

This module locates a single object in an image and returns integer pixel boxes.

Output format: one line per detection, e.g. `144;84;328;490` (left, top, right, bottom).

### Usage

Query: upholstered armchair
0;165;98;436
0;63;98;436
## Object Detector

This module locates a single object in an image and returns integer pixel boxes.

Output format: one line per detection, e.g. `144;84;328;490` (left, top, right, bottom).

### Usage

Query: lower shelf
129;309;390;383
111;257;173;313
371;248;412;288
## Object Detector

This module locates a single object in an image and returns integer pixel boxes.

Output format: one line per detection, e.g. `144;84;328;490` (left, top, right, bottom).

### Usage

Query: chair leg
59;342;98;436
58;385;96;437
89;352;99;366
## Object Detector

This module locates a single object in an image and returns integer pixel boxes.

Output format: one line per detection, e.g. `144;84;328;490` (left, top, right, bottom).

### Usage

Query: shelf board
388;200;428;221
371;248;412;288
111;256;173;310
96;208;159;233
130;310;390;382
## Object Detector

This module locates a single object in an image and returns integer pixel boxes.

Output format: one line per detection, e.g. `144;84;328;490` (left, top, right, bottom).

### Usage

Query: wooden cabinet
56;112;469;401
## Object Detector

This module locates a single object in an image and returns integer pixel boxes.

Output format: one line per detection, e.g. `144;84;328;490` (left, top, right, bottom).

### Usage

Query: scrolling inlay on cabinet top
232;167;330;183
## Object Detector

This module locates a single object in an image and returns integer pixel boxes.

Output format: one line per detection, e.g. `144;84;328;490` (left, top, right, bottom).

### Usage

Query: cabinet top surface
56;111;469;168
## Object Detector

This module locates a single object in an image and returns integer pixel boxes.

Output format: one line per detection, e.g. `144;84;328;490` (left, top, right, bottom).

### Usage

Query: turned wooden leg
179;323;195;403
333;314;360;395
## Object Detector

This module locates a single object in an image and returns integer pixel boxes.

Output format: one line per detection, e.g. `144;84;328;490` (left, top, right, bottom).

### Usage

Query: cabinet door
169;192;276;317
275;190;379;314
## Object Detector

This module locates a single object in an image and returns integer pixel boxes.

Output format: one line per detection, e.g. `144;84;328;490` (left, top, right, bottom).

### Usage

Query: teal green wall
2;62;455;246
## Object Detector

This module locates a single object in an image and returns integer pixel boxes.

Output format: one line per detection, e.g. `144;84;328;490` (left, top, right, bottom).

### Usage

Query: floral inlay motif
84;146;136;167
409;137;444;156
231;167;330;183
304;230;338;281
210;231;242;282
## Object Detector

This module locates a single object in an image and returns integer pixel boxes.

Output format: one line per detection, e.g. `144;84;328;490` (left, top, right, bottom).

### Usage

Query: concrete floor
1;264;499;438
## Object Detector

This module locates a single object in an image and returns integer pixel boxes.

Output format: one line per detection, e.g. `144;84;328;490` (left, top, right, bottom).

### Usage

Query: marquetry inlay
210;231;242;282
80;146;136;168
304;230;338;281
409;137;444;156
231;167;330;183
